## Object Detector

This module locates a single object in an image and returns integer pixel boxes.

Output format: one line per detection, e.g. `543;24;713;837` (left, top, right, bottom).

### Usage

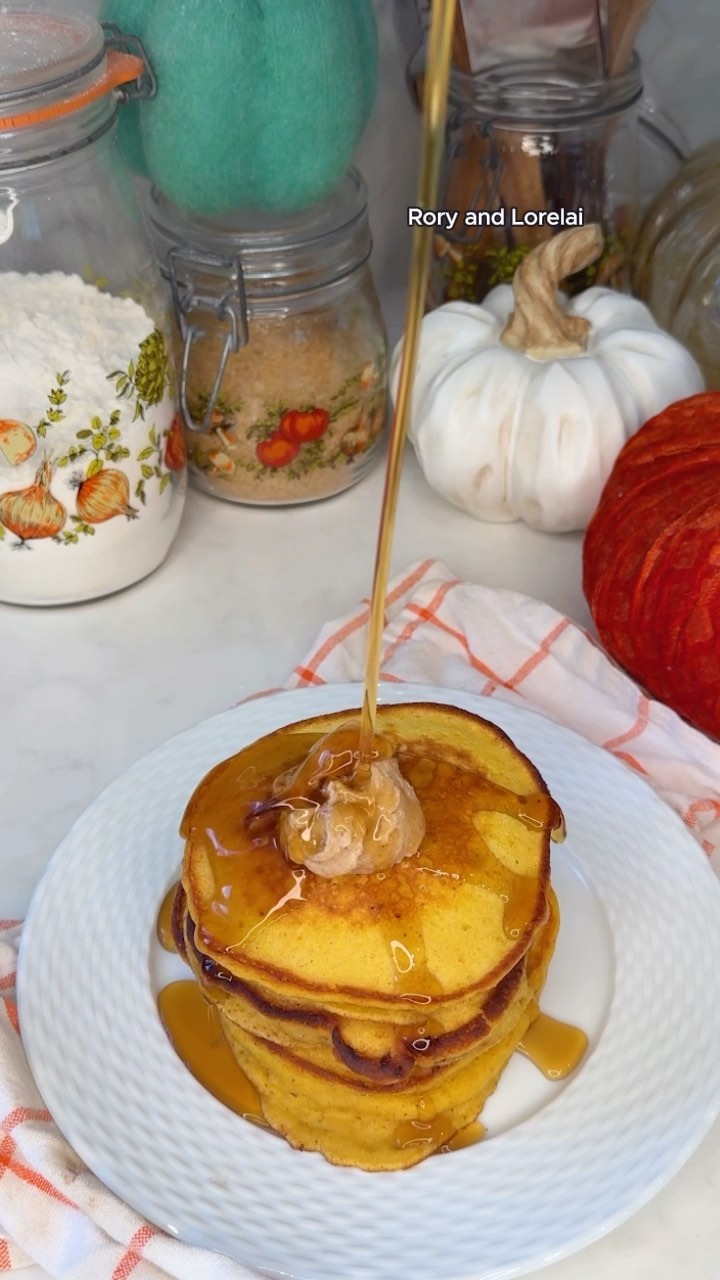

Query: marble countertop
3;427;719;1280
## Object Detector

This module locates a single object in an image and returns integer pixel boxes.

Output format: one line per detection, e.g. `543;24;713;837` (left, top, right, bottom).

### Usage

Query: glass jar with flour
0;10;186;605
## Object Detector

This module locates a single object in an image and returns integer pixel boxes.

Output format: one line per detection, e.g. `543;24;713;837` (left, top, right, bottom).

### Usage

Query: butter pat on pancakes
279;752;426;877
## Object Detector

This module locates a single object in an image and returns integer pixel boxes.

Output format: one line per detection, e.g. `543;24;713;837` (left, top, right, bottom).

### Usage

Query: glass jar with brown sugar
146;171;388;505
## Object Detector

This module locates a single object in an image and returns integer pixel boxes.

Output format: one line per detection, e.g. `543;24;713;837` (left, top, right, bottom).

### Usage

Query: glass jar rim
0;12;146;135
0;11;104;102
146;169;372;297
449;51;643;126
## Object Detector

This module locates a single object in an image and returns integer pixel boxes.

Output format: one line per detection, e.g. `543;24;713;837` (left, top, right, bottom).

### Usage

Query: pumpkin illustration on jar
277;408;330;444
256;435;299;468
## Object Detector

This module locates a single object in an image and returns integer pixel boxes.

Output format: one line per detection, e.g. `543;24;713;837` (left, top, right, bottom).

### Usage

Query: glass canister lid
0;10;152;140
147;168;372;297
0;11;104;99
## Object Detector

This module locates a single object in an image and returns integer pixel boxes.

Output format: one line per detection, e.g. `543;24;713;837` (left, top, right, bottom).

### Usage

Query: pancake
179;888;558;1080
176;702;564;1168
181;703;559;1003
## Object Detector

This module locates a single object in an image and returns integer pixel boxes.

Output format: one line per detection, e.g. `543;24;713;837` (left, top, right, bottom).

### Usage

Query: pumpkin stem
500;224;604;360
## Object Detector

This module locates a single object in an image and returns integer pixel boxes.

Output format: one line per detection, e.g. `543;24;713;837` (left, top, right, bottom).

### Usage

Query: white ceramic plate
18;684;720;1280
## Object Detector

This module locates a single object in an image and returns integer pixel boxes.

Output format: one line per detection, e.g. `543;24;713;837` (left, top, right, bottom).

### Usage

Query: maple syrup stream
357;0;457;770
154;0;587;1154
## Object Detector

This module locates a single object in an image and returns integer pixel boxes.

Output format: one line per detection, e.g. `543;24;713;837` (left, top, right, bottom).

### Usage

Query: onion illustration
0;458;66;540
75;468;138;524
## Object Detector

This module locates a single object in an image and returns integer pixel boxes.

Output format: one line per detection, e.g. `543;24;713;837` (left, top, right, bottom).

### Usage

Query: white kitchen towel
286;560;720;867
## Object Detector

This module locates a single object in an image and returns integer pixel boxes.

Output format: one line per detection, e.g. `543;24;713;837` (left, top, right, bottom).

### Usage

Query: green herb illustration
109;329;169;421
189;392;243;433
36;371;71;438
136;423;171;505
53;516;96;545
55;409;130;471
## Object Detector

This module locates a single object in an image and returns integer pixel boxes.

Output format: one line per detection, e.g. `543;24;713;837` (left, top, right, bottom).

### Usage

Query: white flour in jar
0;272;185;605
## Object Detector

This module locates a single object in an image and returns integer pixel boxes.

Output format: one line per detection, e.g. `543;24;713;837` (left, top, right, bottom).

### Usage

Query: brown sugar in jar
147;172;388;505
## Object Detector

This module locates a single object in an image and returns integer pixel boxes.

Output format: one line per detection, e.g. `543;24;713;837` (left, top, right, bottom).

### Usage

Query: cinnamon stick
609;0;655;74
444;1;551;272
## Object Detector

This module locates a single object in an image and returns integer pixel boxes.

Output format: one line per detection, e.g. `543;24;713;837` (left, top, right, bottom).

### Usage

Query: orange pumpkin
583;392;720;738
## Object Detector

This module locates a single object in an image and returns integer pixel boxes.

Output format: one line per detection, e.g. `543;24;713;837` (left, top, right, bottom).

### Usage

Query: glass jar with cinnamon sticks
429;56;643;308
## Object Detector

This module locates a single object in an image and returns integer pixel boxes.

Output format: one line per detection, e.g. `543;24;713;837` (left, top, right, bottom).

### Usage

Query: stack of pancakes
174;703;561;1170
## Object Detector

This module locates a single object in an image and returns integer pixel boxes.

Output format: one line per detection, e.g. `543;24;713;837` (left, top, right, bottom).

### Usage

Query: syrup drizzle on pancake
156;883;179;953
440;1120;487;1152
157;972;489;1154
163;717;588;1161
156;974;491;1156
184;727;562;991
155;928;588;1153
394;1106;461;1151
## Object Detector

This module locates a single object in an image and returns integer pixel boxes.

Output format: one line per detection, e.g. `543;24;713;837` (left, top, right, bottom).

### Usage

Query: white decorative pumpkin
393;225;704;533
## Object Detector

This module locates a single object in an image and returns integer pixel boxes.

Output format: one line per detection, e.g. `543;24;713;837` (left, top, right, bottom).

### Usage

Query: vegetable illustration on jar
149;168;388;507
0;6;188;605
0;419;37;467
188;361;386;497
0;274;187;589
163;415;187;472
0;458;66;542
255;408;330;468
73;468;138;525
276;408;330;445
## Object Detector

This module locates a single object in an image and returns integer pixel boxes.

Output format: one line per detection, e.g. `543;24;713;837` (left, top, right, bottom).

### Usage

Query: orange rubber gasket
0;50;144;131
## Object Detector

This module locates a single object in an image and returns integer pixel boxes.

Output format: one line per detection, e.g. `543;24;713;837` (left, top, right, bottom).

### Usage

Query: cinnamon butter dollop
277;756;426;878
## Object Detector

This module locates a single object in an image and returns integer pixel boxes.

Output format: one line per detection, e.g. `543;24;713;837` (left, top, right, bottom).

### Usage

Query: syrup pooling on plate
181;724;562;991
518;1012;589;1080
157;981;268;1125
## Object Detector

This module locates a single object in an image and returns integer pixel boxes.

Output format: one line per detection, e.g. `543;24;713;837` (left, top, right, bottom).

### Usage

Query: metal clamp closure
101;22;157;100
167;246;249;435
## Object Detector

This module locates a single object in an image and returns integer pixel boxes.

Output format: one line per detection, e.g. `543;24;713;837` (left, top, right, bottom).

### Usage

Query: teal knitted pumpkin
102;0;378;216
